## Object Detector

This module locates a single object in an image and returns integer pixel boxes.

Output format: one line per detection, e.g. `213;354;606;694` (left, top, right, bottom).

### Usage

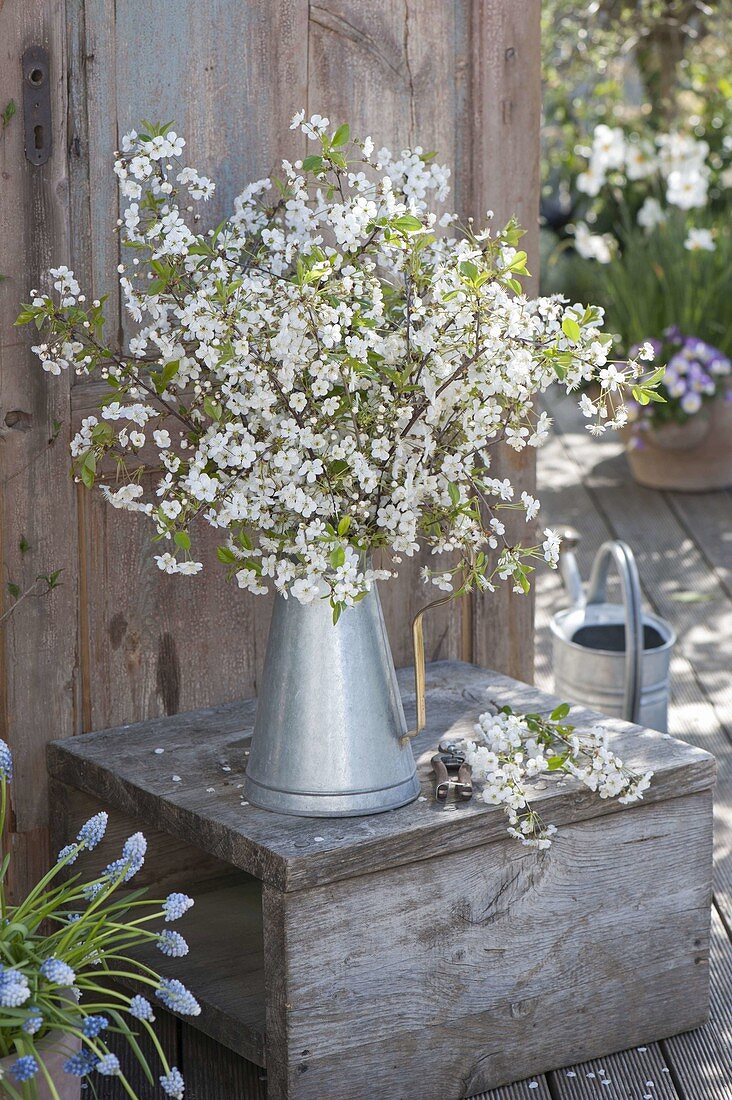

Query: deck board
527;394;732;1100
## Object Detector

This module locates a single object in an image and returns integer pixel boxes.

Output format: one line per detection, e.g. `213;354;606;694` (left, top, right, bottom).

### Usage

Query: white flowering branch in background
460;704;653;848
17;114;662;619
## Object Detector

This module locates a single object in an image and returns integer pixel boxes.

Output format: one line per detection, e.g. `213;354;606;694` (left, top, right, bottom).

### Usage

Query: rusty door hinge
22;46;52;166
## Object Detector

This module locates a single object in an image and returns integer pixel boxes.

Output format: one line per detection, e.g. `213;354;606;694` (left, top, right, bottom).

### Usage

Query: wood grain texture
270;791;711;1099
181;1026;268;1100
133;879;267;1066
467;0;541;681
47;662;715;895
67;0;309;729
548;1044;677;1099
660;906;732;1100
0;0;79;899
472;1082;551;1100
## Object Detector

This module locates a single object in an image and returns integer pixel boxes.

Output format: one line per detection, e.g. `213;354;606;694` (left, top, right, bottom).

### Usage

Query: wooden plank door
0;0;541;894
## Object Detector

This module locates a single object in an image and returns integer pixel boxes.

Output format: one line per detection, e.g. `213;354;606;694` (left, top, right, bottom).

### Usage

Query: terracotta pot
623;392;732;491
0;1032;81;1100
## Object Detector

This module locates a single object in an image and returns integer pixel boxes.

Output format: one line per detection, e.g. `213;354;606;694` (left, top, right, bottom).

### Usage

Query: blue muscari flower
64;1050;100;1077
66;912;82;923
0;739;13;780
83;830;148;900
156;978;201;1017
10;1055;38;1082
160;1066;185;1098
0;966;31;1007
96;1053;121;1076
82;1014;108;1038
157;930;189;958
57;844;77;865
128;994;155;1021
121;831;146;875
163;892;194;922
40;957;76;986
77;811;108;851
22;1007;43;1034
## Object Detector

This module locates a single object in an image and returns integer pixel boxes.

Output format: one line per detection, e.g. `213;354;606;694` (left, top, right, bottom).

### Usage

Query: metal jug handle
585;540;643;724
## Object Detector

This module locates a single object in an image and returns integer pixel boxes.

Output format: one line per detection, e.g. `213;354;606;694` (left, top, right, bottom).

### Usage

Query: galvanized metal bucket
244;583;421;817
551;532;676;732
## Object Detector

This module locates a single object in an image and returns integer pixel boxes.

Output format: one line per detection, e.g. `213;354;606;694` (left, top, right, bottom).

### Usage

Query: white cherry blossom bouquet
0;741;197;1099
18;114;658;618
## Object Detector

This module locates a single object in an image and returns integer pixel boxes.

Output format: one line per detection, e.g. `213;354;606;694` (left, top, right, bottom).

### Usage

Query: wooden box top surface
47;661;715;892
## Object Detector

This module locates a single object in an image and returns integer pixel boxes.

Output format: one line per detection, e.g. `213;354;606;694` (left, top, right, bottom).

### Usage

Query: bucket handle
585;540;643;724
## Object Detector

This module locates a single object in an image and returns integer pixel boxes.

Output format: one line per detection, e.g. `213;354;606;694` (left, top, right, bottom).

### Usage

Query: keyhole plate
22;46;52;166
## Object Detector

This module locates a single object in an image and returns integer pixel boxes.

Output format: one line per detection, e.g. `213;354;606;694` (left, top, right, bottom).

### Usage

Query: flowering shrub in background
541;2;732;373
0;742;197;1099
562;122;732;366
17;114;660;618
573;123;727;245
458;703;653;848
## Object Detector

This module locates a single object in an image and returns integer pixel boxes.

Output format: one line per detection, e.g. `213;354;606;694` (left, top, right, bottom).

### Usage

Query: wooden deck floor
482;395;732;1099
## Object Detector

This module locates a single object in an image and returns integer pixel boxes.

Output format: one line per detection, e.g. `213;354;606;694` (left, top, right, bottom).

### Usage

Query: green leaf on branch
562;317;581;342
174;531;191;551
330;545;345;568
331;123;350;147
302;155;324;173
459;260;479;283
203;396;222;421
393;214;423;233
155;359;180;393
217;545;237;564
79;450;97;488
337;516;351;536
550;702;571;721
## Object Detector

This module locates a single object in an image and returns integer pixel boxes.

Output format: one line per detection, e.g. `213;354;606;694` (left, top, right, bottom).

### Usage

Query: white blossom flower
22;116;644;609
574;223;614;264
684;228;715;252
636;197;666;232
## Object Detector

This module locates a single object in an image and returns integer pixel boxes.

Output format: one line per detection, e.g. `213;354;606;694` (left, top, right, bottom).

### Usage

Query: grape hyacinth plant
0;740;197;1099
16;113;662;618
624;330;731;436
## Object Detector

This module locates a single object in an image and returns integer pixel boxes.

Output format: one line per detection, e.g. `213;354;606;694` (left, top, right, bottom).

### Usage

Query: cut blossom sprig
458;704;653;848
18;114;659;618
0;738;195;1100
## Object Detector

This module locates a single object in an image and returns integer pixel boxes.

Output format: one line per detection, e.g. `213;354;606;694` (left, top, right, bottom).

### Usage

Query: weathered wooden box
48;661;715;1099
